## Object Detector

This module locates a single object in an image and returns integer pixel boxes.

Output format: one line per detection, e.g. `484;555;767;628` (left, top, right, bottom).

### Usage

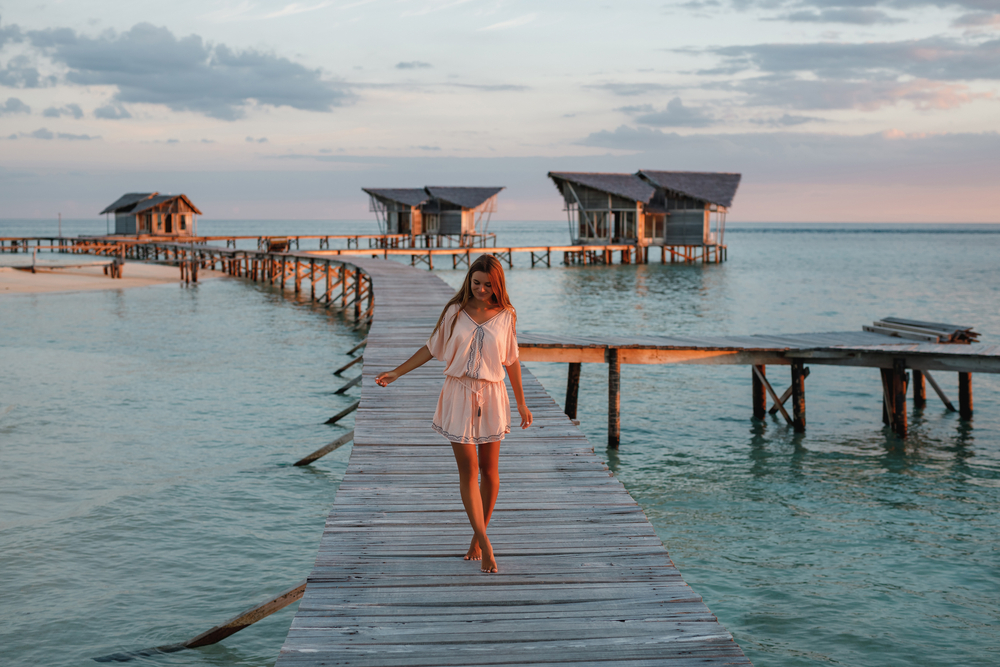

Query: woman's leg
465;441;500;561
452;442;497;573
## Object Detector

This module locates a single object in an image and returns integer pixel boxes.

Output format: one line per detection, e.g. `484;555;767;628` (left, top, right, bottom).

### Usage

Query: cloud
94;103;132;119
43;103;84;119
1;97;30;115
587;82;678;97
478;13;537;31
0;20;23;48
631;97;716;127
776;8;904;25
723;75;987;110
395;61;432;69
709;38;1000;81
750;113;826;126
22;127;99;140
446;83;530;92
27;22;353;120
246;136;268;143
678;0;999;13
0;54;48;88
415;145;440;151
616;104;656;114
953;12;1000;28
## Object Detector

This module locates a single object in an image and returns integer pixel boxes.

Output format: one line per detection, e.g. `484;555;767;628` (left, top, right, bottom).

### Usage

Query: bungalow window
179;214;186;231
145;214;152;232
157;215;162;232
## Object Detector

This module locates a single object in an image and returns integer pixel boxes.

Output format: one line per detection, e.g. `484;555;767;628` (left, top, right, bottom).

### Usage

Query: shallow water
2;220;999;666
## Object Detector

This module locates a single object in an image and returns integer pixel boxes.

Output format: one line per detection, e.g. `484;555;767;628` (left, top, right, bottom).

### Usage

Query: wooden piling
565;362;581;420
959;372;973;419
791;361;806;432
607;348;620;449
912;369;926;408
881;368;893;425
752;364;767;420
892;358;908;437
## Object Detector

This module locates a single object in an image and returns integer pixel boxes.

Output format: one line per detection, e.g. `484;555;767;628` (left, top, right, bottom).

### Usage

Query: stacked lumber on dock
863;317;979;344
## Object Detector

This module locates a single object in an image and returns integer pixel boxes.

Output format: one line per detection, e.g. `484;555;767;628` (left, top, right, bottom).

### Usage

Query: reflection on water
2;221;999;667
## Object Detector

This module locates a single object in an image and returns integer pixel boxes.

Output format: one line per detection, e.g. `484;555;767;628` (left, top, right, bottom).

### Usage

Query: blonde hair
432;255;515;340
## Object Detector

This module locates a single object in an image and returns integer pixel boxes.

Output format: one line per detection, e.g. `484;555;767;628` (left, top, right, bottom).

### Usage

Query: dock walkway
276;257;748;666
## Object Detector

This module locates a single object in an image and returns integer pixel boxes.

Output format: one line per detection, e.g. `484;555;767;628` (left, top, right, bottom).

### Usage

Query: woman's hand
375;370;399;387
517;402;533;429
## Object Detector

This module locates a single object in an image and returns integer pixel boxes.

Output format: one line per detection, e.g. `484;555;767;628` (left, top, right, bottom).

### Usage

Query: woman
375;255;532;573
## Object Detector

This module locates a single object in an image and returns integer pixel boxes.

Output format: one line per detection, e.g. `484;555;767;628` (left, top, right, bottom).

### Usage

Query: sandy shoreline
0;261;226;295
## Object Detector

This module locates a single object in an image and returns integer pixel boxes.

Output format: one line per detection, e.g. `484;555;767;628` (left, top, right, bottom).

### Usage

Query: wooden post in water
294;258;302;293
881;368;892;425
892;358;908;437
752;365;767;420
791;361;806;432
607;348;620;448
912;370;926;408
959;372;973;420
353;268;362;320
565;362;581;420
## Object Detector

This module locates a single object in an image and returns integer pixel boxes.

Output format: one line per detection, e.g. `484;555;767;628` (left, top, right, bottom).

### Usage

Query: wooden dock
276;257;749;666
519;328;999;444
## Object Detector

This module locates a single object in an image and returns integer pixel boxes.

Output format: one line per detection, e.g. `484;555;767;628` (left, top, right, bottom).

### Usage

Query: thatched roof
362;188;429;207
548;172;656;203
100;193;157;215
425;187;504;210
638;171;741;208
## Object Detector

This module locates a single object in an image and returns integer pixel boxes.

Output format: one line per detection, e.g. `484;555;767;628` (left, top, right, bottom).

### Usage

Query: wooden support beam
565;362;581;420
912;369;926;408
752;365;766;420
334;374;362;395
92;581;307;662
924;370;956;412
346;338;367;356
333;355;363;376
791;361;806;432
752;365;793;425
295;430;355;466
324;400;360;425
959;372;973;420
768;367;810;415
607;348;620;449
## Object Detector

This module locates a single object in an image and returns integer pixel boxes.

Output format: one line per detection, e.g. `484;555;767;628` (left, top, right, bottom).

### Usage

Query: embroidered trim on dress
465;321;486;379
432;422;510;444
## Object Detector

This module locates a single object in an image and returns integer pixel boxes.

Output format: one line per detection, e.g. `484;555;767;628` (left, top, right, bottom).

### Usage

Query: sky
0;0;998;222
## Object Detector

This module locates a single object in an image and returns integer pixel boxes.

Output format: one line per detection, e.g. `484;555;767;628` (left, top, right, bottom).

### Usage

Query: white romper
425;304;519;444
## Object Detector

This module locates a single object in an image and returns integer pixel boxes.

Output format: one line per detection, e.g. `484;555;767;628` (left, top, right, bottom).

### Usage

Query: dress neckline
462;307;504;327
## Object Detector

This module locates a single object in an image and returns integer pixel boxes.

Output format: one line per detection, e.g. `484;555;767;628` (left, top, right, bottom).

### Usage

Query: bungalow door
164;214;173;234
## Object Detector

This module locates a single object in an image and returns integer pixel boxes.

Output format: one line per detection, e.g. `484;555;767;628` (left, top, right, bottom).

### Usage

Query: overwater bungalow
100;193;202;237
548;170;740;248
361;188;427;235
363;186;504;246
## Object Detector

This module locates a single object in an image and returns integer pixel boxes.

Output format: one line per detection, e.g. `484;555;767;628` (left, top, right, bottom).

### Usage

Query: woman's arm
505;361;533;429
375;345;434;387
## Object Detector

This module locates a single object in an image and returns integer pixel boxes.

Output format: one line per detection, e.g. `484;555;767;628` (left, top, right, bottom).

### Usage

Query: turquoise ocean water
1;219;998;666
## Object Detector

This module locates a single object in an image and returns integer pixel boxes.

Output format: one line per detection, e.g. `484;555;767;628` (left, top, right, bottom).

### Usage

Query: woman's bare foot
464;535;482;561
480;538;497;573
